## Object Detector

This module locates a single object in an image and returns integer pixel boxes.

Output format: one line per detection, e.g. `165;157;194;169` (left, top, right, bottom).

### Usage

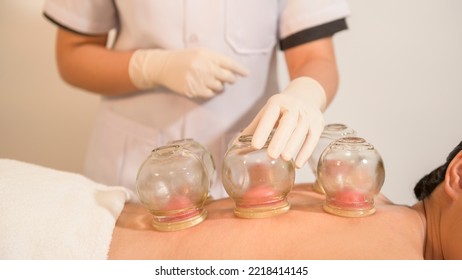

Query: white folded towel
0;159;134;259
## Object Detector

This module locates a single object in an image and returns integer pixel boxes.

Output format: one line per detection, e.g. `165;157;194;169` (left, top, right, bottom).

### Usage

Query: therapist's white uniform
43;0;350;199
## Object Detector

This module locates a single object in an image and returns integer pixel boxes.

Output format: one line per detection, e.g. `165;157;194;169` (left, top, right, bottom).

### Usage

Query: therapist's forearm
289;59;339;108
56;29;138;96
59;47;136;96
284;37;340;108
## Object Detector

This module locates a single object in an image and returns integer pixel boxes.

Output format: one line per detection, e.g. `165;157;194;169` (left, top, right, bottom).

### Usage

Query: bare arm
55;28;137;96
284;37;339;107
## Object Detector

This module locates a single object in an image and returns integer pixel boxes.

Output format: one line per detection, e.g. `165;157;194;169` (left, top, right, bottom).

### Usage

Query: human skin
411;150;462;260
55;28;339;103
108;184;425;260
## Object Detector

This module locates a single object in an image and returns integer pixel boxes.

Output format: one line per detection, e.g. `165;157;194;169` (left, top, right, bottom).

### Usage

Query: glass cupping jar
136;144;209;231
167;138;217;193
317;137;385;217
308;123;357;194
222;134;295;218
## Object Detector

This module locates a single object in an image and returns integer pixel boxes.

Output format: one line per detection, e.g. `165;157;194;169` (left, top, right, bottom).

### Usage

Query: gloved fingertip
252;140;264;150
207;89;217;97
266;145;282;160
281;152;293;162
221;57;250;77
240;68;250;77
233;64;250;77
294;158;307;169
251;134;267;149
226;75;236;84
267;151;279;160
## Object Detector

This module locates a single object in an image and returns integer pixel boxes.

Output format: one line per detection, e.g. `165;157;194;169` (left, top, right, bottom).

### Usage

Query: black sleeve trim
43;12;109;37
280;18;348;50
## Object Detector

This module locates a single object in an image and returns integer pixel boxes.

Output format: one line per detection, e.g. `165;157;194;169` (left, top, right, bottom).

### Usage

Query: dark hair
414;140;462;200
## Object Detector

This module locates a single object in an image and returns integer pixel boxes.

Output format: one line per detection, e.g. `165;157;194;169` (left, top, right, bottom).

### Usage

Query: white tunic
43;0;350;198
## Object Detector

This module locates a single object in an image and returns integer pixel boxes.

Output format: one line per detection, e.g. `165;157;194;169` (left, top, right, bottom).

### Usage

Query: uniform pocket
225;0;278;54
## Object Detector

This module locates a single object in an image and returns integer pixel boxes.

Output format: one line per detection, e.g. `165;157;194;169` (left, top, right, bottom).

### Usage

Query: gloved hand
128;48;249;98
241;77;326;168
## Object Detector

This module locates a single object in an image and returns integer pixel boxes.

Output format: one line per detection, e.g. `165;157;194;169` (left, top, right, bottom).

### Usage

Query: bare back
109;185;425;259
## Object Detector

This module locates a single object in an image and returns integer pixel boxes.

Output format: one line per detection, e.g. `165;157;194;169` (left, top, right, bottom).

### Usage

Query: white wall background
1;0;461;205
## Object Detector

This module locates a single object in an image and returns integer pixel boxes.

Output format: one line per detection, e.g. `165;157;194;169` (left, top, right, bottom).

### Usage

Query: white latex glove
241;77;326;168
128;48;249;98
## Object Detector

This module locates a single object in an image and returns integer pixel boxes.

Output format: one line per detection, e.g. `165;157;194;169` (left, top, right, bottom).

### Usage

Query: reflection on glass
136;144;209;231
308;123;357;194
222;134;295;218
167;138;217;192
317;137;385;217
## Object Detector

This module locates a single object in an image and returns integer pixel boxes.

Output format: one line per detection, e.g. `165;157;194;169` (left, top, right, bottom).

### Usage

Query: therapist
43;0;350;198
